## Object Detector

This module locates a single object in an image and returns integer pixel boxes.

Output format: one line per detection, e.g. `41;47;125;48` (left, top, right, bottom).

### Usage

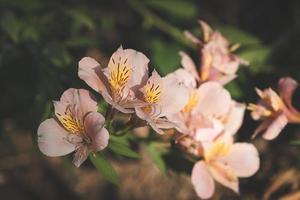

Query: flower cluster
37;20;299;199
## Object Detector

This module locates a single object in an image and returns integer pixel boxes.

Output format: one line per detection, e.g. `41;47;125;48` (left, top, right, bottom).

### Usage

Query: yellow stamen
56;107;84;134
144;81;162;104
182;90;199;112
109;57;131;98
205;141;232;163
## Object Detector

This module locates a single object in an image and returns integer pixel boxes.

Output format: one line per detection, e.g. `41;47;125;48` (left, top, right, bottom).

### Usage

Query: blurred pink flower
181;20;248;85
135;70;189;134
249;77;300;140
167;81;245;138
37;88;109;167
191;134;260;199
78;46;149;113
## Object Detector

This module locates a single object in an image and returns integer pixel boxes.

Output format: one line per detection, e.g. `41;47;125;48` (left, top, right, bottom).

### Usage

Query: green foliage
108;135;140;159
146;142;167;175
151;39;183;75
89;153;119;185
145;0;197;19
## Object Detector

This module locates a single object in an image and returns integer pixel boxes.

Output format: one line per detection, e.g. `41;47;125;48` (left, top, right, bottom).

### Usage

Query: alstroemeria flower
135;70;189;134
249;77;300;140
167;81;245;139
37;88;109;167
78;46;149;113
189;134;259;199
181;20;248;85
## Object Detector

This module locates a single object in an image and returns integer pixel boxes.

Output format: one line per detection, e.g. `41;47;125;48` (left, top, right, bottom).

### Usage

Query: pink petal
73;145;90;167
196;81;231;117
195;119;224;144
279;77;300;114
191;161;215;199
159;74;189;117
208;161;239;194
78;57;111;97
166;68;197;88
220;143;260;177
262;113;288;140
198;20;212;42
184;30;201;44
223;102;245;136
217;74;237;85
84;112;109;151
37;119;80;157
179;51;200;81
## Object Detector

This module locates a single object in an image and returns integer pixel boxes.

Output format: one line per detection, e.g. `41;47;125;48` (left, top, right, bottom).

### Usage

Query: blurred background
1;0;300;199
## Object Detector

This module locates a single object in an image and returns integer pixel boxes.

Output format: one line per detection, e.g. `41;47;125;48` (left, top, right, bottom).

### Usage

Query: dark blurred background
1;0;300;199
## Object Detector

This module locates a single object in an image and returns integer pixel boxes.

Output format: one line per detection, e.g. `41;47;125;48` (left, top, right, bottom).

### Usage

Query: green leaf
108;137;140;159
67;9;95;31
216;25;261;46
1;13;23;43
151;39;182;75
145;0;197;19
89;153;119;185
238;46;272;73
145;142;167;175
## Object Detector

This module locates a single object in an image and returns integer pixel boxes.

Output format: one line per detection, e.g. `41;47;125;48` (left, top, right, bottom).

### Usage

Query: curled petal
84;112;109;151
78;57;111;96
37;119;80;157
73;145;90;167
191;161;215;199
198;20;212;42
262;113;288;140
179;51;199;81
220;143;260;177
279;77;300;115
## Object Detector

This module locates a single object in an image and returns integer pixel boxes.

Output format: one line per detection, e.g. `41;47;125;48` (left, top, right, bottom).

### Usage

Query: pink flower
167;81;245;138
181;20;248;85
37;88;109;167
190;134;259;199
78;46;149;113
134;70;189;134
249;77;300;140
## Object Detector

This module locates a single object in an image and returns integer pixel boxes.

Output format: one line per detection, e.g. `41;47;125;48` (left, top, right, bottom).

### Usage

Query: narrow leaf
89;153;119;185
145;143;167;175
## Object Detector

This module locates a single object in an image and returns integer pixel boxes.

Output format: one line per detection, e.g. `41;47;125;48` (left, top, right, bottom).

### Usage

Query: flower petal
73;145;90;167
220;143;260;177
84;112;109;151
78;57;111;97
196;81;231;117
262;113;288;140
223;102;245;136
208;161;239;194
54;88;98;121
159;74;189;117
179;51;199;81
191;161;215;199
279;77;300;114
37;119;80;157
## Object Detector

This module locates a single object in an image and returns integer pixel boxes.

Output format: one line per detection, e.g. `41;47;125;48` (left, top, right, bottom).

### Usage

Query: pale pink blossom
134;70;189;134
37;88;109;167
167;81;245;138
181;20;248;85
249;77;300;140
78;46;149;113
191;134;259;199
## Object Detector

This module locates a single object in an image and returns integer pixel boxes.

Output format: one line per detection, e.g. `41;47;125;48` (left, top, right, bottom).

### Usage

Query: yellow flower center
144;80;162;104
182;90;199;112
205;140;232;163
109;57;131;98
56;106;84;134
